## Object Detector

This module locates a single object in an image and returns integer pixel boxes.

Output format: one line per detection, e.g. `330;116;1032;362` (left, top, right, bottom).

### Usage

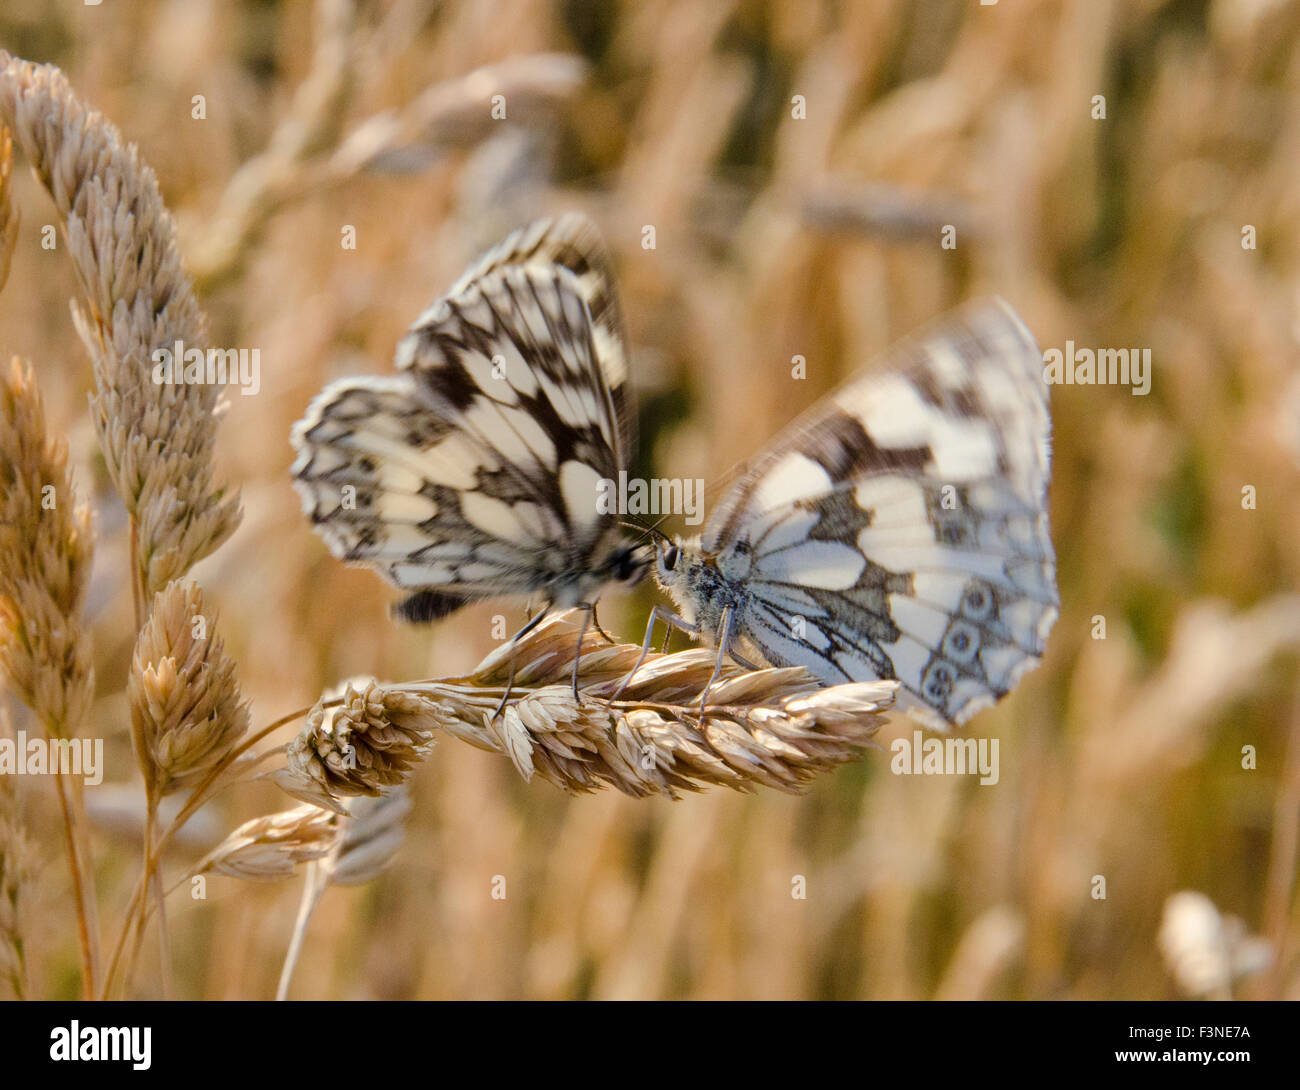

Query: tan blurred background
1;0;1299;999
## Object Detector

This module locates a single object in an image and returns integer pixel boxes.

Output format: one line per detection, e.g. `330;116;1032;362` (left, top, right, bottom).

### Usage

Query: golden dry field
0;0;1298;1001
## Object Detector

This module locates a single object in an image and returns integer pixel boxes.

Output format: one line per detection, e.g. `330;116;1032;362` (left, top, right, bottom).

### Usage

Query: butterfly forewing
404;212;631;455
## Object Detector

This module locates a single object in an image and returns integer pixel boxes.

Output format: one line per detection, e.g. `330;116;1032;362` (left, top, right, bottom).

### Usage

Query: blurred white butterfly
631;298;1058;728
291;214;652;696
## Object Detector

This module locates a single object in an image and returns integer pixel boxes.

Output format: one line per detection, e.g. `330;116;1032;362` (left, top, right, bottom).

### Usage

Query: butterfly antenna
619;517;672;547
623;512;677;544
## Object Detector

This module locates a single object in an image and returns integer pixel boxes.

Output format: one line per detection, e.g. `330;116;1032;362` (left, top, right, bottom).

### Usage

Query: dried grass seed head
0;52;240;597
0;358;95;735
277;681;440;812
128;580;249;800
198;805;339;882
276;611;895;810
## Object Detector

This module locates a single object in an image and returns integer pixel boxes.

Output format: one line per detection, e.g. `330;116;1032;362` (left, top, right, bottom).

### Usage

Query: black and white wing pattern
291;214;648;622
655;298;1057;728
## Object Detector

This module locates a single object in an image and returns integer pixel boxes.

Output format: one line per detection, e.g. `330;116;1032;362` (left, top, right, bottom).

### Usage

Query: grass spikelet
277;682;440;812
128;581;249;803
193;806;339;882
0;358;95;736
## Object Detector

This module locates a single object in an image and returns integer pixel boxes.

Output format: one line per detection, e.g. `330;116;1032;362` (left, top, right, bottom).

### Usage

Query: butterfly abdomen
393;589;474;624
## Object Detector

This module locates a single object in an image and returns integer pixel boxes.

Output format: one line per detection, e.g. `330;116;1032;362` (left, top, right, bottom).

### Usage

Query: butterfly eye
662;544;680;572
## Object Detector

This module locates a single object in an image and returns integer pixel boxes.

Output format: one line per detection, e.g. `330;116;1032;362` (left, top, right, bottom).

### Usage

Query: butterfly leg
728;648;763;671
607;604;700;704
589;601;618;646
696;605;737;717
569;603;596;700
491;603;553;720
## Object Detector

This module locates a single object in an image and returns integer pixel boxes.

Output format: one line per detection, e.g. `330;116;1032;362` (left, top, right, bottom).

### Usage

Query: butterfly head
595;534;655;591
652;536;716;625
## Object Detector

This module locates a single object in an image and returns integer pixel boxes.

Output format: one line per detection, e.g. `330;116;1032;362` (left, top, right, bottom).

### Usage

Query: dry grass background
0;0;1298;999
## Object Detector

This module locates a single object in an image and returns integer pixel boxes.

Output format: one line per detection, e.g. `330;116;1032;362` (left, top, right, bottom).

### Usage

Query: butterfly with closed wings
291;214;651;701
634;297;1058;728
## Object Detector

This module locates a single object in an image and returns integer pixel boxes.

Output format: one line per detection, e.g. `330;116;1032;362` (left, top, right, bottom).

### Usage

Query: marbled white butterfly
635;298;1058;728
290;214;651;675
